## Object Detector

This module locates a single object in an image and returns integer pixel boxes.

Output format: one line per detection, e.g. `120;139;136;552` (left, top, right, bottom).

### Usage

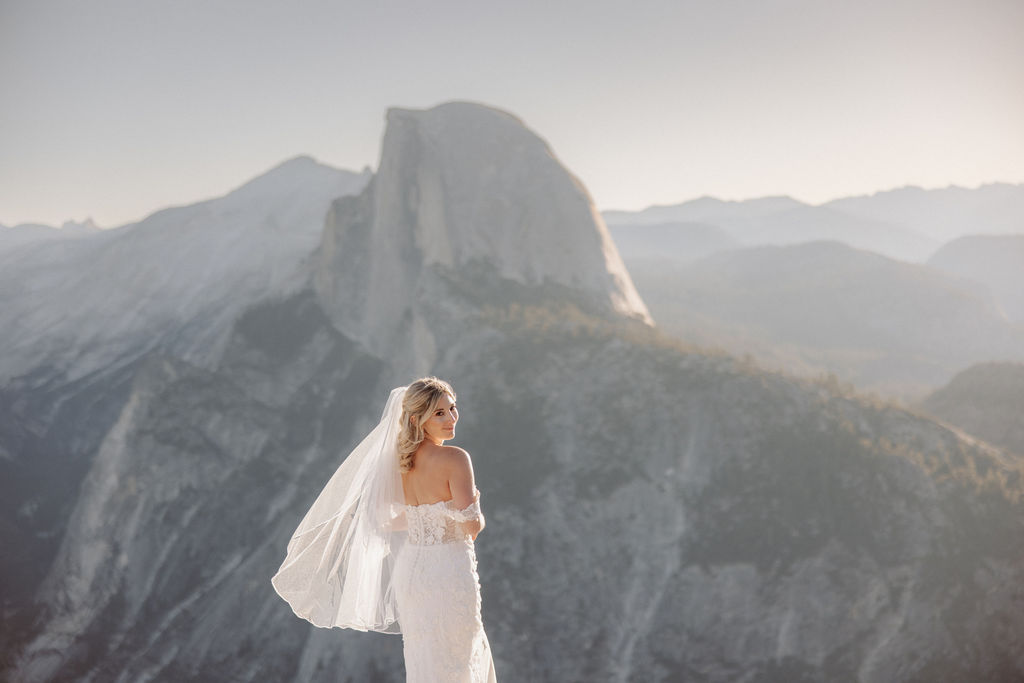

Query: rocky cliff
5;103;1024;682
314;102;650;376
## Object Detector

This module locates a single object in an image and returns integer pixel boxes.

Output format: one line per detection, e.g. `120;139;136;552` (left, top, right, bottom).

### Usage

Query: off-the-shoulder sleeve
447;490;482;522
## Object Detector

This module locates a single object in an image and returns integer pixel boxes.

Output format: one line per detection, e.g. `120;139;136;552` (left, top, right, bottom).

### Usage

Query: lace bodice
405;499;482;546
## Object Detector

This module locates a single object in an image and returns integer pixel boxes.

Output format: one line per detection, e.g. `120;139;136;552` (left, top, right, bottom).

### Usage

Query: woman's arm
447;447;484;539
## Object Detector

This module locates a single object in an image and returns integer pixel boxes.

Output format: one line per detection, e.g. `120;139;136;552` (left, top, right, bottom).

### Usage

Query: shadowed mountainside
920;362;1024;457
608;221;738;264
928;234;1024;323
623;241;1024;400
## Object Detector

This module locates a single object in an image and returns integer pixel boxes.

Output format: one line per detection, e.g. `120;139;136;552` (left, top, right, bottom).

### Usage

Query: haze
2;0;1022;227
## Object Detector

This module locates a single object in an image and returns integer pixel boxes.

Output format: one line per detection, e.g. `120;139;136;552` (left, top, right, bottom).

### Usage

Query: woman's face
421;393;458;445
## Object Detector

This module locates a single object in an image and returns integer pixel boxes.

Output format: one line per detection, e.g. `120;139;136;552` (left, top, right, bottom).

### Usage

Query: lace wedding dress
393;498;497;683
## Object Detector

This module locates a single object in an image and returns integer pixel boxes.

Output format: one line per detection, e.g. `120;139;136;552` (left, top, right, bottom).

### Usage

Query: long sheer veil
272;385;407;633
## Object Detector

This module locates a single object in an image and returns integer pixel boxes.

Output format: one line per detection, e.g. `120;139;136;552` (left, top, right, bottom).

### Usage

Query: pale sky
2;0;1022;227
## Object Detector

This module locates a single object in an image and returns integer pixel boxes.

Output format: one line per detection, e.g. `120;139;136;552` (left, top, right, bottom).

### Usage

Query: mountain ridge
623;240;1024;398
602;182;1024;218
928;234;1024;322
0;157;370;387
920;361;1024;457
604;182;1024;263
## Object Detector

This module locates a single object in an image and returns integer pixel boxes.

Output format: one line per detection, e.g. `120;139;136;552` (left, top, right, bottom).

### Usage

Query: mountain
743;204;934;262
603;195;806;227
928;234;1024;322
920;362;1024;456
0;156;371;387
827;183;1024;243
608;221;738;264
623;241;1024;398
5;103;1024;682
603;196;936;263
0;219;101;254
605;183;1024;264
314;102;650;374
0;156;369;665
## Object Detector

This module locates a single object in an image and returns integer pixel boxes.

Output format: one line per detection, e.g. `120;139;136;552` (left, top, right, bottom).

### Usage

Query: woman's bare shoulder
437;445;472;465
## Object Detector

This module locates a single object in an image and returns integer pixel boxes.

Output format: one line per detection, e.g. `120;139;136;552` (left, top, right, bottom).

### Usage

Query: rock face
5;103;1024;683
315;102;650;374
11;293;395;683
0;158;370;654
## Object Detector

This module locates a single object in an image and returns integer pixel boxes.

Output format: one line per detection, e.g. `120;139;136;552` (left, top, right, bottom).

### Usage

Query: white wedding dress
271;386;497;682
393;498;497;683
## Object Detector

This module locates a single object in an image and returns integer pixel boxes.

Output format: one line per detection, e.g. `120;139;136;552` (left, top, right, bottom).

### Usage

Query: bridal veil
272;385;407;633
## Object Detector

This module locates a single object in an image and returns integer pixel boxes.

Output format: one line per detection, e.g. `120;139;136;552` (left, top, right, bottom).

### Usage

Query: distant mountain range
604;183;1024;263
826;183;1024;243
0;218;101;254
606;184;1024;399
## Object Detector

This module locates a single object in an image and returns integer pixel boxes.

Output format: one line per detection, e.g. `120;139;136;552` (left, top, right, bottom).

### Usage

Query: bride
272;377;497;683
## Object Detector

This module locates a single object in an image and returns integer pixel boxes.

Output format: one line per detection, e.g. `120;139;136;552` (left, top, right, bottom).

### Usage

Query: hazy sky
2;0;1022;227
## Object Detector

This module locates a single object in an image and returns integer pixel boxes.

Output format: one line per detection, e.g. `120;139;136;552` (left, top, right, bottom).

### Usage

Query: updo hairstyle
398;377;456;473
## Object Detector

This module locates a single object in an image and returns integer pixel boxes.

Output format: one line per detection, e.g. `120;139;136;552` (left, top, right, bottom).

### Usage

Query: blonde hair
398;377;456;473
